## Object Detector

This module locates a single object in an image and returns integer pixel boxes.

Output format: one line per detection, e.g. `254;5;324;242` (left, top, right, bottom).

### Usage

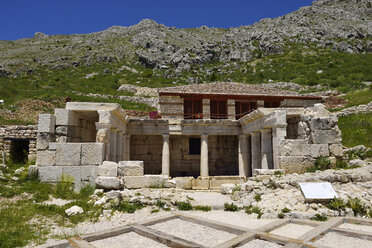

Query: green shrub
252;206;263;219
278;213;285;219
232;186;241;194
306;156;332;172
327;197;346;211
281;207;291;213
54;174;74;199
113;201;142;213
224;202;238;212
347;197;366;216
245;205;253;214
193;205;212;212
254;194;262;202
311;214;328;222
151;209;160;214
335;160;349;169
176;201;193;211
274;171;283;177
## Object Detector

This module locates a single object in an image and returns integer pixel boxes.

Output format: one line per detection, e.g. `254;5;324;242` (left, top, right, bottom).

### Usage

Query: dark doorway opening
189;138;201;155
10;139;29;163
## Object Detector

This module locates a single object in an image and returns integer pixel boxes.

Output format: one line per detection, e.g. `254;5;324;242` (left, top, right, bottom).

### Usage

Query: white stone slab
299;182;338;202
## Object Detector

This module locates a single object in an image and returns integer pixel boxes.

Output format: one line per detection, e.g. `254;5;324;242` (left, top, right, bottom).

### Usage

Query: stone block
81;143;104;165
279;156;315;174
310;128;342;144
309;117;337;131
62;166;82;190
123;175;169;189
279;140;311;156
49;142;57;150
329;144;343;157
36;133;55;150
55;109;76;126
221;184;236;194
253;169;285;176
175;177;193;189
55;143;82;166
95;176;123;190
38;166;62;182
38;114;56;133
192;177;210;190
81;165;98;183
118;161;144;176
36;150;56;166
310;144;330;157
209;176;242;190
98;161;118;177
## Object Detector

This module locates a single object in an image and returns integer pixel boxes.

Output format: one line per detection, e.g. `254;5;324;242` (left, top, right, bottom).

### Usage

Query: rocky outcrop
1;0;371;75
336;101;372;116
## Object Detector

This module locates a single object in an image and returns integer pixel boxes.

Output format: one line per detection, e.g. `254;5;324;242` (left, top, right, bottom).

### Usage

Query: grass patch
338;113;372;148
112;201;143;214
224;202;238;212
176;201;193;211
254;194;262;202
193;205;212;212
311;214;328;222
306;156;332;173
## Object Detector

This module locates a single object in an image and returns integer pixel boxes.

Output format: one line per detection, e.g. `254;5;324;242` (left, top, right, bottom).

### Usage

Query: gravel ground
149;218;237;247
315;232;372;248
185;191;235;208
270;223;314;239
338;223;372;233
238;239;283;248
188;210;275;229
90;231;169;248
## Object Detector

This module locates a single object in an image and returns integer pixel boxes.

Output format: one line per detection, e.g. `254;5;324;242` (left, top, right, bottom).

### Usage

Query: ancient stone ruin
34;82;342;190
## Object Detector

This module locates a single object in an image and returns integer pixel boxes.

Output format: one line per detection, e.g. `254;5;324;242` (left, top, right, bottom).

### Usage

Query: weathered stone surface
192;177;210;190
310;128;342;144
254;169;285;175
329;144;343;157
279;156;315;174
309;117;337;131
27;165;38;179
221;184;236;194
164;179;176;188
175;177;193;189
95;176;123;190
38;114;56;133
123;175;168;189
55;143;82;166
279;140;311;156
97;161;118;177
65;206;84;216
38;166;62;182
36;133;55;150
310;144;330;157
210;176;243;190
118;161;144;176
55;109;74;126
81;165;98;183
81;143;104;165
36;150;56;166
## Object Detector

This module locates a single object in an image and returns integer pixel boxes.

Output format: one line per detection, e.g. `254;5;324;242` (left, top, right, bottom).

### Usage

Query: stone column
200;134;209;177
116;131;123;162
261;129;273;169
202;99;210;119
272;126;286;169
161;134;170;176
251;131;261;172
227;99;235;120
109;129;117;162
123;134;131;161
238;134;250;177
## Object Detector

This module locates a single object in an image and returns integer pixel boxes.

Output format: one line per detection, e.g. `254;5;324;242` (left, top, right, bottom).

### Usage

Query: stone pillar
200;134;209;177
272;126;287;169
202;99;210;119
116;132;123;162
251;131;261;172
238;134;250;177
109;129;117;162
123;134;131;161
261;129;273;169
161;134;170;176
227;99;235;120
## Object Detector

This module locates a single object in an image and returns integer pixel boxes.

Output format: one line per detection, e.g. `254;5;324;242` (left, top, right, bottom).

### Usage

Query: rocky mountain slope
0;0;371;77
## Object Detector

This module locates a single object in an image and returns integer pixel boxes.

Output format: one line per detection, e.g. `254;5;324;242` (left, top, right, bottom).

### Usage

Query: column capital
162;133;170;140
201;134;209;139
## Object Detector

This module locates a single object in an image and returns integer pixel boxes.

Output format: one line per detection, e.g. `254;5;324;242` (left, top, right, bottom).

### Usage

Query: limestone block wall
158;96;183;119
169;136;200;177
0;125;37;161
280;99;320;108
279;104;343;173
208;135;239;176
130;135;162;174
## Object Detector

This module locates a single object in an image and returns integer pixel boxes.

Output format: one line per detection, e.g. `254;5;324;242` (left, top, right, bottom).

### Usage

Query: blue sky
1;0;314;40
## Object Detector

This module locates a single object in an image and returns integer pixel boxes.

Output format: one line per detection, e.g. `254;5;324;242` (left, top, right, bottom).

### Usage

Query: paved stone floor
39;214;372;248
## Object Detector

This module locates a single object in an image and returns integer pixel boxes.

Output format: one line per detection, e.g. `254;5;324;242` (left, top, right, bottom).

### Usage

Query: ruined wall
280;99;320;108
130;135;162;174
158;96;183;119
279;104;343;173
0;125;37;162
208;135;239;176
170;135;200;177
